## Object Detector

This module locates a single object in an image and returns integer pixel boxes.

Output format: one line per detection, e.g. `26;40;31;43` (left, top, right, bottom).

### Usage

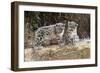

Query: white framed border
18;5;96;68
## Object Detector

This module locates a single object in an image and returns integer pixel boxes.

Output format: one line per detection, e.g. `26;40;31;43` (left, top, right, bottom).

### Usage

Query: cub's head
68;21;78;31
55;23;65;34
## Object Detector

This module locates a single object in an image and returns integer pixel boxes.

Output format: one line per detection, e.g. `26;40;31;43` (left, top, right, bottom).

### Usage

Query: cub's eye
46;33;49;35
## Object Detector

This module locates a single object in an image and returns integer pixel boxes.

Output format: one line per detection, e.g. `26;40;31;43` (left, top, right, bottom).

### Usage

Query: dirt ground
24;39;90;61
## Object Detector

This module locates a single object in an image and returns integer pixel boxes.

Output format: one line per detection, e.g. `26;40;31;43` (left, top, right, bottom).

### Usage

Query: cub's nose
68;28;74;31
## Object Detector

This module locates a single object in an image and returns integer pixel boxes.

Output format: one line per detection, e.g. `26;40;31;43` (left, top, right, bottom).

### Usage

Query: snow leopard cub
33;23;65;49
63;21;79;44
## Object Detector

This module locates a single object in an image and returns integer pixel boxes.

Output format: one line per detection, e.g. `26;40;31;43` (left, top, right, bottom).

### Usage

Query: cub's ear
55;24;58;26
68;21;70;24
54;24;59;29
76;24;78;26
68;21;71;26
55;23;60;27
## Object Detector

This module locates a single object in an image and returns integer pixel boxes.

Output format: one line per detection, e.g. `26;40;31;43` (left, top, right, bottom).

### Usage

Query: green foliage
29;17;39;31
25;11;40;31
